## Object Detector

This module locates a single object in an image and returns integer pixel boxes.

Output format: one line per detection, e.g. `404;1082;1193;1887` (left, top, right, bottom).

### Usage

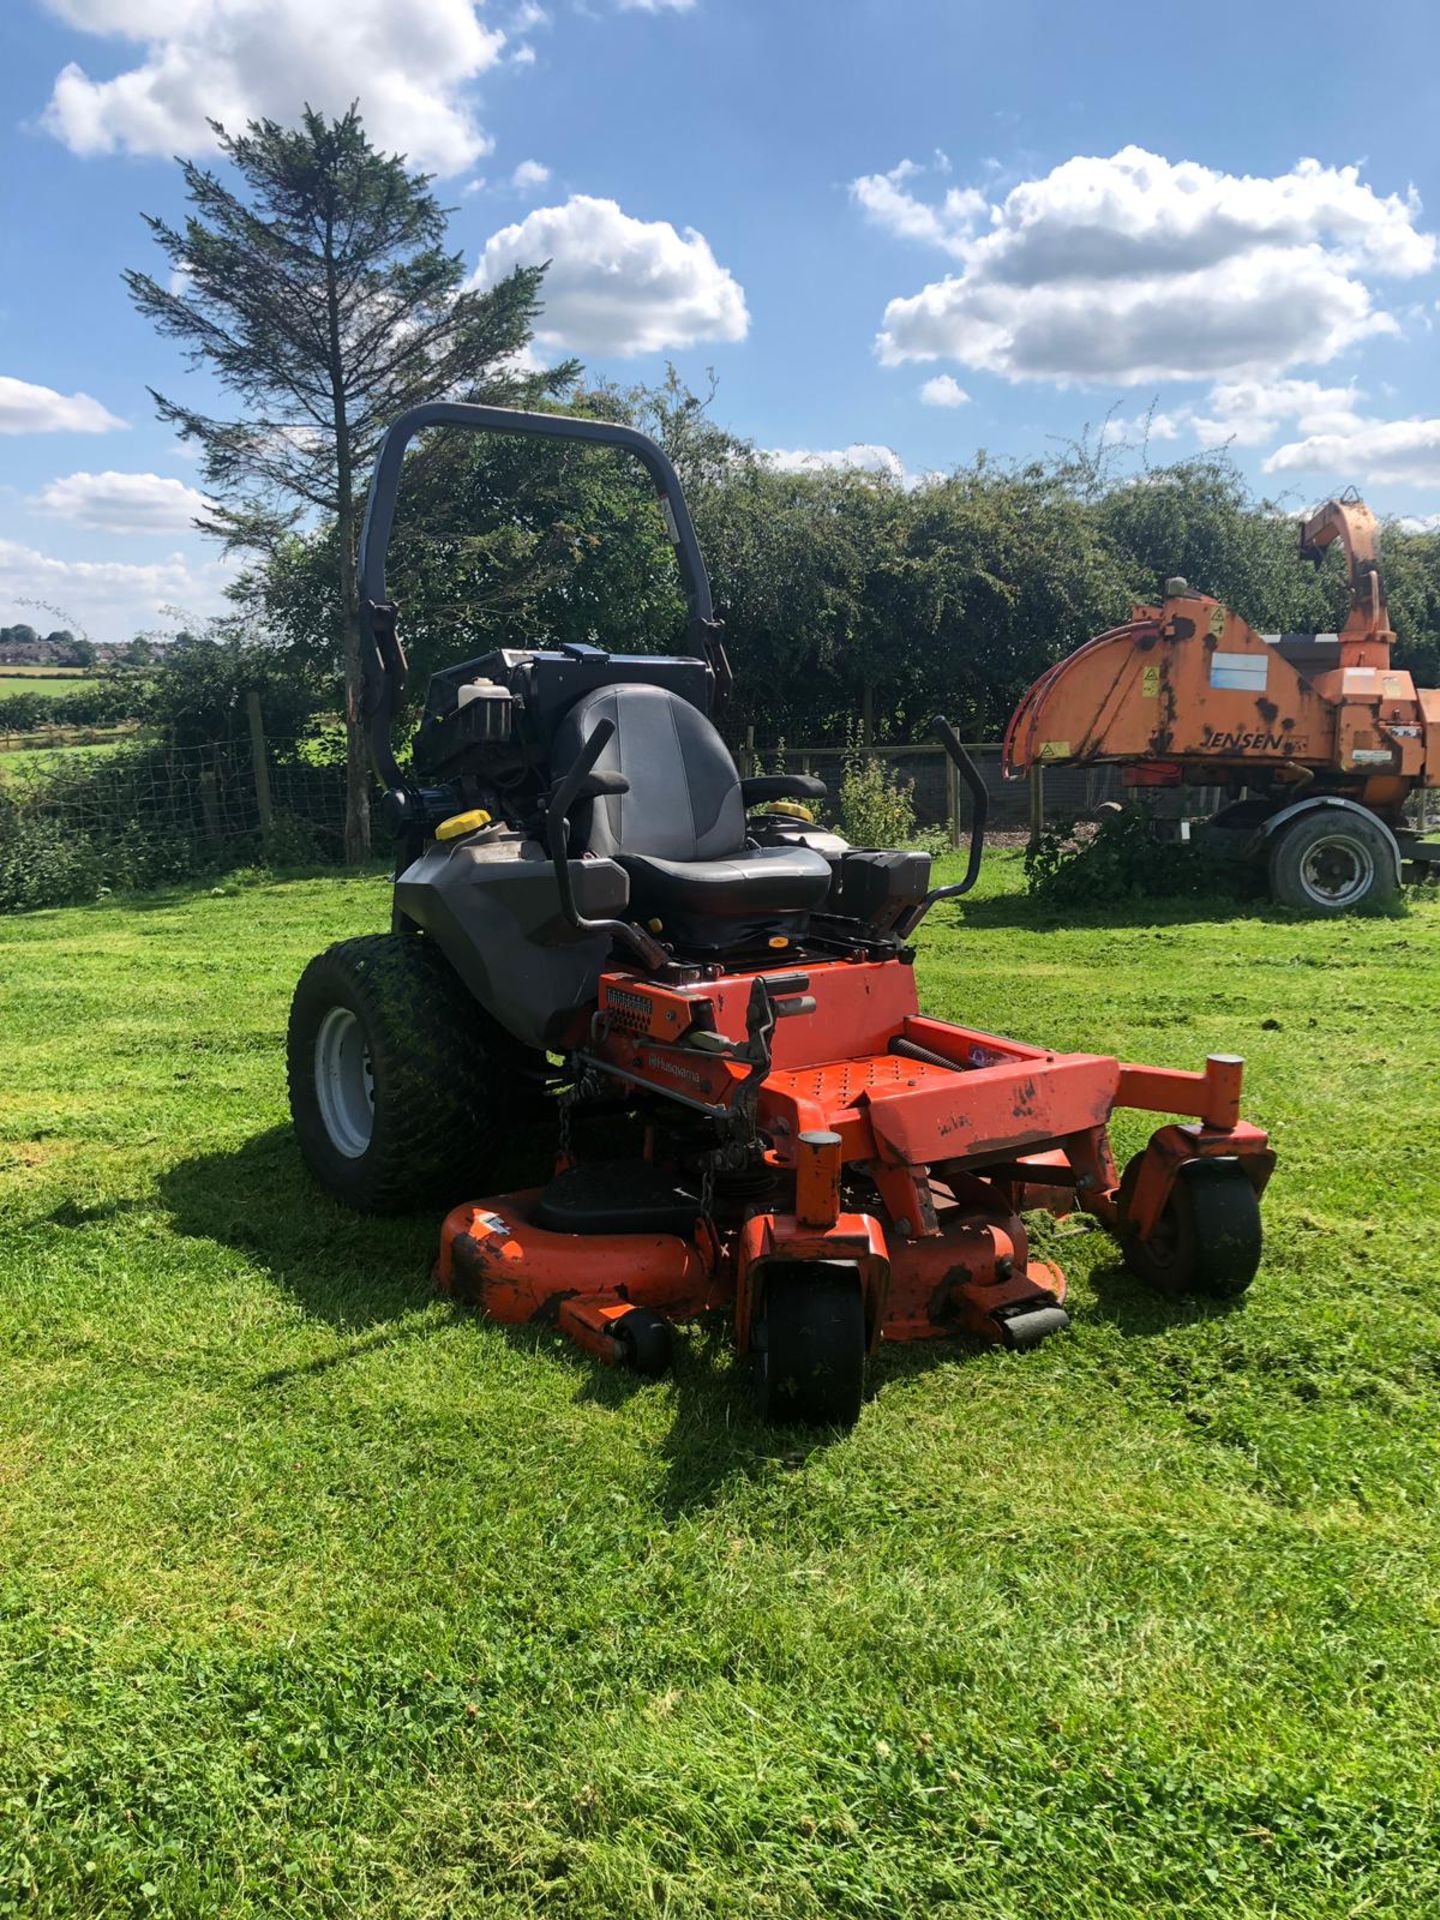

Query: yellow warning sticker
1142;664;1160;698
1208;603;1227;638
1038;741;1070;761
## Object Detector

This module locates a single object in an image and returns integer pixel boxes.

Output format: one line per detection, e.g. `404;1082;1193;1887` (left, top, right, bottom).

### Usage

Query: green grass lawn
2;855;1438;1918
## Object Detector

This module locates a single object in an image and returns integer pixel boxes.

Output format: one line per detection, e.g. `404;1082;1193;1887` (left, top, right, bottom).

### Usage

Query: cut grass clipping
2;852;1438;1917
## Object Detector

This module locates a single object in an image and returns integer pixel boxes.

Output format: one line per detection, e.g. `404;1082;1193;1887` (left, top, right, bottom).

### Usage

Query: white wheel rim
1299;833;1374;907
314;1006;375;1158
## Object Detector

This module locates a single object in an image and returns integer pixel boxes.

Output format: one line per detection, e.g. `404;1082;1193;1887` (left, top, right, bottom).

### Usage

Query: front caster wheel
614;1308;674;1380
1118;1156;1262;1300
752;1266;865;1427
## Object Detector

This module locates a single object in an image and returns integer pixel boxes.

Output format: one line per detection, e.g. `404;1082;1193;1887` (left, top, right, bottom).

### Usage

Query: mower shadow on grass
1084;1255;1243;1339
155;1124;440;1332
150;1125;1210;1517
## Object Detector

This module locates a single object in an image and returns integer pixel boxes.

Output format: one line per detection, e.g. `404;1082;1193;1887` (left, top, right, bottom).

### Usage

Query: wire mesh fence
7;704;1427;914
14;736;347;859
750;741;1227;839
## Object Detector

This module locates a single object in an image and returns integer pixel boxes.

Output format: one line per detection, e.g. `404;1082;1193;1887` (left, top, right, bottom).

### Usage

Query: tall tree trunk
337;493;370;866
326;218;370;867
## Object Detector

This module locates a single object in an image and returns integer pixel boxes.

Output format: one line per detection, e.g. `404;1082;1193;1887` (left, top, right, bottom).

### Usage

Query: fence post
1027;762;1045;850
945;750;961;849
246;690;274;838
741;723;755;778
199;765;222;844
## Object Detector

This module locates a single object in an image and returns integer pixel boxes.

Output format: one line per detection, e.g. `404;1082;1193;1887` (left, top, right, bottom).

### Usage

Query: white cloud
864;147;1435;385
30;470;211;535
1264;415;1440;486
1189;377;1367;448
0;538;237;646
0;375;126;435
511;158;550;191
919;374;969;408
472;194;748;354
1397;512;1440;534
615;0;696;10
40;0;507;176
766;443;906;480
851;157;987;257
510;42;536;64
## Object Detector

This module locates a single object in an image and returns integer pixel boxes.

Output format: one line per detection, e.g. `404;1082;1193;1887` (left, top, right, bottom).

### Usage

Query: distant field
0;738;130;777
0;671;98;698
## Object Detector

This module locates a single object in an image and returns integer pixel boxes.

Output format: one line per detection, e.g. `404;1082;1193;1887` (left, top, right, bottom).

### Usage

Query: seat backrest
552;683;746;861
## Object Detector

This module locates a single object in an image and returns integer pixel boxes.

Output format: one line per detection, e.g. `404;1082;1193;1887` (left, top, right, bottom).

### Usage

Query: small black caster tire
752;1266;865;1427
1119;1155;1262;1300
614;1308;674;1380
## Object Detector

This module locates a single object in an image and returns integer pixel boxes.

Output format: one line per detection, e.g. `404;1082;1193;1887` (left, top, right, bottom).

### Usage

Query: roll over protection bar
356;401;727;793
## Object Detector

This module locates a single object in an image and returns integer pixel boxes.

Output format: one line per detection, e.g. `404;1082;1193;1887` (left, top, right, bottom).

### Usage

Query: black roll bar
356;402;722;793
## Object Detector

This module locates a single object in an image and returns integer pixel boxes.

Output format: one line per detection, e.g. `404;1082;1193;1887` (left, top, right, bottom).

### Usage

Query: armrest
742;773;828;807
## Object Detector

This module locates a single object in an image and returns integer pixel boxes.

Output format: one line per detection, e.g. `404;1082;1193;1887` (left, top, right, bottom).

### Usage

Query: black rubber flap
533;1162;702;1237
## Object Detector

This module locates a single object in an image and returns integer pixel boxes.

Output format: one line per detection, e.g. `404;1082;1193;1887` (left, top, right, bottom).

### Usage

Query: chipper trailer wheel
288;933;510;1214
1268;808;1398;915
752;1265;867;1427
1118;1155;1263;1300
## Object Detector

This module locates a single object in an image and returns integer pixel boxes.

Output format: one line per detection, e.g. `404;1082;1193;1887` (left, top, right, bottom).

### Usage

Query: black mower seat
553;683;832;937
620;844;832;918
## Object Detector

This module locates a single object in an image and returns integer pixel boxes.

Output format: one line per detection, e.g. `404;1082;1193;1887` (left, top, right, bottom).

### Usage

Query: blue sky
3;0;1439;643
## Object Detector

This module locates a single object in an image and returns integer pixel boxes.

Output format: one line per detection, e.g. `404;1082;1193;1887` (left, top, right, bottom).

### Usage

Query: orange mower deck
436;955;1273;1374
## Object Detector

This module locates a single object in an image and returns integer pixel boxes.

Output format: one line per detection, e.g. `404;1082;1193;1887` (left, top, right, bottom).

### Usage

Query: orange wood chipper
1003;494;1440;912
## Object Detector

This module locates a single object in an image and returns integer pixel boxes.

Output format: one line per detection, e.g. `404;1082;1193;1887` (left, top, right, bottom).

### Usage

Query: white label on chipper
1210;651;1269;692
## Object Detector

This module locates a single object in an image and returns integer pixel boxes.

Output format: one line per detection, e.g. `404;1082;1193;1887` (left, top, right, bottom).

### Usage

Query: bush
1024;804;1236;904
0;803;106;912
836;750;918;848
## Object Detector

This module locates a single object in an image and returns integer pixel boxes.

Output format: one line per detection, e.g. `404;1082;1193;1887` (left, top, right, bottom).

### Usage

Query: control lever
896;716;989;937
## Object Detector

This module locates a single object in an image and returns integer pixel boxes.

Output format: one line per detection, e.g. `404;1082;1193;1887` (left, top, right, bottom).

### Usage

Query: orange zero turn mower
287;402;1275;1425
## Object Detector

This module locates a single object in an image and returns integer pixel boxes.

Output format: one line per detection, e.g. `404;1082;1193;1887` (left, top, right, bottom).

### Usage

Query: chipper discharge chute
1003;493;1440;913
287;401;1275;1426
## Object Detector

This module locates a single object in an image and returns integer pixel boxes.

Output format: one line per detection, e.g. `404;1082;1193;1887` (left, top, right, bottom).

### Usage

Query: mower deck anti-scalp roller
287;400;1276;1428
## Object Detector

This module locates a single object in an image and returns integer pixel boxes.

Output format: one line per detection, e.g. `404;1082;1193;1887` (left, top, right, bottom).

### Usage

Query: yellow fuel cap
435;808;492;841
762;799;815;822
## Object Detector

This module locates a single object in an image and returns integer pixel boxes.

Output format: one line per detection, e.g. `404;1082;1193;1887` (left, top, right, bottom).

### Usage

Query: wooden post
1028;761;1046;850
742;723;756;778
246;689;274;838
199;768;222;844
945;749;961;849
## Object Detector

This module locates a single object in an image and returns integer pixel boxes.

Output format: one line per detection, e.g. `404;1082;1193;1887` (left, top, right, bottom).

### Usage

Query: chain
699;1154;716;1227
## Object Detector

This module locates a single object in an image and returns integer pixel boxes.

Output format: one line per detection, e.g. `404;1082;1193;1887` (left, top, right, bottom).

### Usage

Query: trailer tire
288;933;508;1214
1268;809;1398;914
1118;1155;1262;1300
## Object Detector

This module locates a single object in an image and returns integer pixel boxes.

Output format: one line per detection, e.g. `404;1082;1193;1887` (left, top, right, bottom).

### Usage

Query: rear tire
752;1266;866;1427
1268;809;1397;914
1118;1155;1262;1300
288;933;506;1214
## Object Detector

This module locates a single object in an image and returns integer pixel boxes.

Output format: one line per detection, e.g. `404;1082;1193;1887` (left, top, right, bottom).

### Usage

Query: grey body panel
394;830;628;1050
